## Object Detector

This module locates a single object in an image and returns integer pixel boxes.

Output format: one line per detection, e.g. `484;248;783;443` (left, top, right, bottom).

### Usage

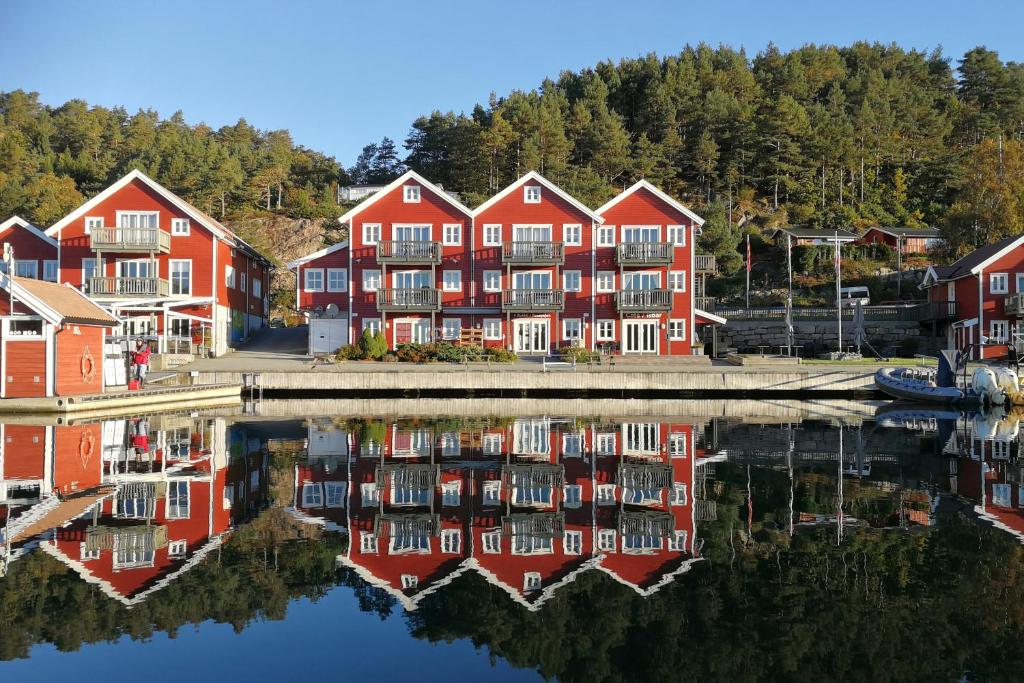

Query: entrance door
394;319;430;346
624;320;658;354
514;319;549;355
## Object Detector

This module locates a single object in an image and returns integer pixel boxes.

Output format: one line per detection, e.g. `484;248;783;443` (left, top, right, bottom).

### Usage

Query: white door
514;319;549;355
103;341;127;386
624;320;658;354
309;317;349;354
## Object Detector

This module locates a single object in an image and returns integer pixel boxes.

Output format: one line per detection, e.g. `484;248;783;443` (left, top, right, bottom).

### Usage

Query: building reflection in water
0;416;269;604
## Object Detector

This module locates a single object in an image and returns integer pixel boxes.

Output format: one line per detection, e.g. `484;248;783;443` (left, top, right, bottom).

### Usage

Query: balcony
913;300;959;321
376;287;442;312
695;254;717;273
502;241;564;266
695;296;717;311
1006;294;1024;316
501;289;564;312
87;277;170;298
615;289;672;312
616;242;673;266
89;227;171;253
376;240;442;264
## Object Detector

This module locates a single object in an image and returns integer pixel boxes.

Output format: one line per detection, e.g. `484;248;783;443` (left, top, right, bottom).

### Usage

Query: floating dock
0;383;241;416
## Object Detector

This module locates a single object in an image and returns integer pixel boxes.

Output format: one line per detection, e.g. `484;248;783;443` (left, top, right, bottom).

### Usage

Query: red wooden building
45;169;273;357
858;226;943;254
0;216;58;280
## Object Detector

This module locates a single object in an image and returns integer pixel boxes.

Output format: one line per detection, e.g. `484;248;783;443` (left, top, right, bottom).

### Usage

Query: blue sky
3;0;1023;166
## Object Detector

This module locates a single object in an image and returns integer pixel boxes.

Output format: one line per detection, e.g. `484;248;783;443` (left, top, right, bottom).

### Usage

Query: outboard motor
972;367;1008;407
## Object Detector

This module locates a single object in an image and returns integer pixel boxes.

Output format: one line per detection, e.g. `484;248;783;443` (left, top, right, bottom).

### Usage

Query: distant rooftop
869;226;942;238
771;227;858;240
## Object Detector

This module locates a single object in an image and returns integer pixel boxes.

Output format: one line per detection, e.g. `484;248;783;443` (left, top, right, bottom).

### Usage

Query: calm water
1;400;1023;682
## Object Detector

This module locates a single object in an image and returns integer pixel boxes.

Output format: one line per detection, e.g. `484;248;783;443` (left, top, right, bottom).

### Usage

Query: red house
858;226;943;254
0;274;118;398
45;169;273;357
0;216;58;280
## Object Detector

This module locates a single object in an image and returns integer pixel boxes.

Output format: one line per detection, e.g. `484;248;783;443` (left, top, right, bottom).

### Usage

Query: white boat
874;367;967;404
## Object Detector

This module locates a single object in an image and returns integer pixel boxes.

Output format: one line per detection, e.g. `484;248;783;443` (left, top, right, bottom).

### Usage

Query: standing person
133;338;151;388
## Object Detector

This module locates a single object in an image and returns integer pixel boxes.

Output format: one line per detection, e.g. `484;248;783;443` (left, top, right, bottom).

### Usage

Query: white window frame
43;260;58;282
304;268;324;292
597;484;617;506
524;186;541;203
563;270;582;292
442;223;462;246
116;210;159;230
596;271;615;292
1017;273;1024;293
483;319;502;340
990;319;1009;343
669;530;688;552
669;432;688;458
359;531;378;553
302;482;323;507
563;318;582;344
401;574;419;590
482;480;502;507
442;270;462;292
564;530;583;555
563;484;582;509
82;258;100;286
667;225;686;246
362;318;381;336
483;270;501;292
441;480;462;506
360;482;379;508
171;218;190;236
991;272;1009;294
240;272;247;293
671;483;688;506
523;571;542;591
668;319;686;341
563;224;582;246
169;259;192;296
669;270;687;292
483;224;502;247
325;481;346;508
597;225;615;246
84;216;102;235
595;432;616;455
253;277;262;298
482;433;503;455
482;529;502;553
596;319;615;341
362;269;381;292
442;318;461;340
362;223;381;245
403;186;421;203
598;529;616;552
225;264;236;289
440;528;461;554
327;268;348;293
14;260;37;278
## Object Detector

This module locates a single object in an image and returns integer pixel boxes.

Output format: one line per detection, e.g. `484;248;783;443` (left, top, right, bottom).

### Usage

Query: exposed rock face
705;320;935;355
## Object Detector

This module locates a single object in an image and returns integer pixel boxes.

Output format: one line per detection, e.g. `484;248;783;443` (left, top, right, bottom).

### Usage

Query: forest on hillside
4;42;1024;282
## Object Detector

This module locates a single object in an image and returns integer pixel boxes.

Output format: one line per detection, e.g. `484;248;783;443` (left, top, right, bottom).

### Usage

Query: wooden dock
0;383;241;415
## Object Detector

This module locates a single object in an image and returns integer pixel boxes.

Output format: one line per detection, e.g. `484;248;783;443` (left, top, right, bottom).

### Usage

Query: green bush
395;343;434;363
792;245;816;274
559;346;599;364
335;344;365;361
359;328;388;359
485;347;517;363
431;342;486;363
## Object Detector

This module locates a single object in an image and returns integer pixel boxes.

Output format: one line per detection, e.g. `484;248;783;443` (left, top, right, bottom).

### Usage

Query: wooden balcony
376;287;442;312
376;240;442;264
87;277;170;298
502;241;564;265
695;254;717;273
89;227;171;253
695;296;717;311
616;242;673;266
615;289;673;312
501;289;564;312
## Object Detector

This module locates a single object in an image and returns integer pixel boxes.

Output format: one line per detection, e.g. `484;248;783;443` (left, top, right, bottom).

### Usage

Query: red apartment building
42;169;273;357
289;172;724;356
0;216;58;280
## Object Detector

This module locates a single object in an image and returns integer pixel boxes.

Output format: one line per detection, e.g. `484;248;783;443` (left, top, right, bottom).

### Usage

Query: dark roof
932;234;1021;281
772;227;858;240
871;226;942;238
11;277;118;326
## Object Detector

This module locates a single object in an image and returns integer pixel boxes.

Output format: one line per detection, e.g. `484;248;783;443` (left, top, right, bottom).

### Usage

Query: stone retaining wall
709;320;936;355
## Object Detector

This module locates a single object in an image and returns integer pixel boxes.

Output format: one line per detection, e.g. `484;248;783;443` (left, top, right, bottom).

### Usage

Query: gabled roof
472;171;603;223
923;234;1022;283
2;274;118;327
595;180;705;227
695;309;727;326
338;170;472;225
0;216;59;248
772;227;858;241
286;241;349;270
45;169;272;266
867;226;942;239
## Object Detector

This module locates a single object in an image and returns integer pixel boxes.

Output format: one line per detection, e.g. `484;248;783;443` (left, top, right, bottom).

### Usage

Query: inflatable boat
874;367;967;403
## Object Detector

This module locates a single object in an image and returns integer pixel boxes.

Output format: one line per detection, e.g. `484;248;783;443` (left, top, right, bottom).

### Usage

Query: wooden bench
542;357;576;372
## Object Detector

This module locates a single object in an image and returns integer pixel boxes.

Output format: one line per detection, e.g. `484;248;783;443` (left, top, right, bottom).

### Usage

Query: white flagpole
835;231;842;354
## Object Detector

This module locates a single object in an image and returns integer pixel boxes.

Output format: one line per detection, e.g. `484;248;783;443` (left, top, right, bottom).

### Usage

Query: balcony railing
695;296;717;311
87;277;170;298
376;287;442;312
695;254;717;273
501;289;565;311
376;240;442;264
616;242;673;265
501;241;564;265
89;227;171;253
1005;294;1024;316
615;289;672;312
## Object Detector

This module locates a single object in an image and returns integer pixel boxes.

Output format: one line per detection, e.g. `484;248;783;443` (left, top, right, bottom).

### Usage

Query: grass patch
800;356;936;366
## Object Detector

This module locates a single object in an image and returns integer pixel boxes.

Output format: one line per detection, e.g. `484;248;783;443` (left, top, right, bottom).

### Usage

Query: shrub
381;352;398;363
359;328;388;359
395;343;433;363
792;245;816;274
485;347;518;363
560;346;599;364
335;344;365;361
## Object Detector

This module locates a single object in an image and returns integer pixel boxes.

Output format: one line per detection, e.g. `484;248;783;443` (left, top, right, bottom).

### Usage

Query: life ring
80;346;96;383
79;430;95;466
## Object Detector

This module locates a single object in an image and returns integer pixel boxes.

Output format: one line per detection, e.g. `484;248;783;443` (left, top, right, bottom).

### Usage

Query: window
596;320;615;341
325;482;346;508
481;319;501;341
399;574;419;589
360;482;379;507
302;482;323;507
442;480;462;506
82;258;100;286
225;265;236;289
14;261;37;278
595;432;616;455
403;185;421;203
8;319;43;337
669;530;689;552
669;432;687;458
117;211;158;229
483;224;502;246
168;540;187;558
170;260;191;295
43;260;58;282
668;319;686;341
240;273;247;293
482;433;503;455
362;269;381;292
327;268;347;292
562;432;583;457
443;223;462;246
563;270;581;292
989;320;1009;343
596;271;615;292
667;225;686;246
598;529;617;552
360;532;378;553
441;528;461;554
671;483;688;506
668;270;687;292
524;185;541;203
1017;273;1024;293
362;318;381;336
167;481;190;519
523;572;542;591
253;278;262;298
171;218;190;236
563;224;582;246
483;480;502;506
442;318;461;340
482;529;502;553
483;270;501;292
303;268;323;292
362;223;380;245
622;225;660;243
442;270;462;292
597;226;615;246
597;484;616;506
563;318;582;345
991;272;1009;294
84;216;102;235
563;484;582;509
564;530;583;555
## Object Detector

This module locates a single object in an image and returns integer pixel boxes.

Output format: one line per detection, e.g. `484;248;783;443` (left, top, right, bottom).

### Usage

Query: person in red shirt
132;339;151;387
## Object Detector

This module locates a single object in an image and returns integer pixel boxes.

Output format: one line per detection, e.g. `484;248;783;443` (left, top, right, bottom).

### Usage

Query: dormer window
404;185;421;203
524;186;541;203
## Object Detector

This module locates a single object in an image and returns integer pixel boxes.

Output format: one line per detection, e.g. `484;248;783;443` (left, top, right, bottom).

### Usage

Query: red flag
746;235;751;273
834;233;841;273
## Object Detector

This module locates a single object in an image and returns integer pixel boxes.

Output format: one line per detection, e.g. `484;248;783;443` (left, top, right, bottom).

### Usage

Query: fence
715;301;957;323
